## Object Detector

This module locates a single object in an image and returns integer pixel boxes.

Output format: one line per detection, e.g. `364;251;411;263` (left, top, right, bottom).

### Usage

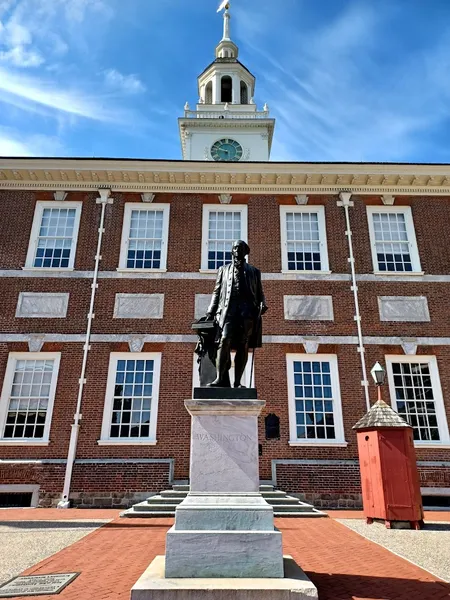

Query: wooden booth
353;399;424;530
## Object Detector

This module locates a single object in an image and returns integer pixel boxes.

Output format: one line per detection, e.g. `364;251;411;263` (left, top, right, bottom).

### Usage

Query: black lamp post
370;361;386;402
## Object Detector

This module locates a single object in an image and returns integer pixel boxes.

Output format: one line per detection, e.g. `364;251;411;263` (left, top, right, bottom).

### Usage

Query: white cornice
2;158;450;196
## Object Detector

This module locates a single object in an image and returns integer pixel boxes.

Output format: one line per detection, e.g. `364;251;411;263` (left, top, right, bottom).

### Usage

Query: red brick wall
0;188;449;505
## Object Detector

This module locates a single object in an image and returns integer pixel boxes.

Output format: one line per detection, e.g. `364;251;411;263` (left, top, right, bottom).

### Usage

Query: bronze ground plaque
0;573;79;597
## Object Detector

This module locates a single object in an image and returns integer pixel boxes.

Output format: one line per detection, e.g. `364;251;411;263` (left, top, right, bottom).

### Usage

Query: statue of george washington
205;240;268;388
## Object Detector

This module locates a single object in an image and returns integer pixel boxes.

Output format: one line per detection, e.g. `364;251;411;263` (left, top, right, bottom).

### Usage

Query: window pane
4;359;54;438
285;212;321;271
372;213;412;272
33;208;76;268
391;362;440;441
207;211;241;269
109;359;154;438
127;210;164;269
292;360;336;440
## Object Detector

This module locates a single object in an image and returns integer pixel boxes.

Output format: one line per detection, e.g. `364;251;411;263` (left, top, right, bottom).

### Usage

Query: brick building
0;6;449;510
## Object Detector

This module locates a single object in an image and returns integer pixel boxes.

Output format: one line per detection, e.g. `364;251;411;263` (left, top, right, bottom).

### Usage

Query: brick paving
0;511;449;600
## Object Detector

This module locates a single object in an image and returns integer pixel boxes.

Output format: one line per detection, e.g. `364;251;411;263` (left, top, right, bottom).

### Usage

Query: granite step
121;483;326;518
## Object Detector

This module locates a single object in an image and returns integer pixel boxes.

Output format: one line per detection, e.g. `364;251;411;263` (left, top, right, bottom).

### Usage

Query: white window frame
24;201;82;270
192;352;254;390
0;352;61;446
286;353;346;446
99;352;162;445
280;205;330;274
118;203;170;272
367;206;423;275
385;355;450;447
200;204;248;272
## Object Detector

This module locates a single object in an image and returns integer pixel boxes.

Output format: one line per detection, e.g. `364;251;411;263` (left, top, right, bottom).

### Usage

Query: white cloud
104;68;146;94
233;1;450;162
0;127;64;156
0;66;137;123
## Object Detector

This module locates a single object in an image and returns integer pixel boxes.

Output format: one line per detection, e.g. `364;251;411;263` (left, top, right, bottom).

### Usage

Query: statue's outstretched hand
260;303;268;315
205;312;215;321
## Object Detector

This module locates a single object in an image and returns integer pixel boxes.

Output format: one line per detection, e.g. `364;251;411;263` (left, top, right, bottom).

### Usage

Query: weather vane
217;0;230;12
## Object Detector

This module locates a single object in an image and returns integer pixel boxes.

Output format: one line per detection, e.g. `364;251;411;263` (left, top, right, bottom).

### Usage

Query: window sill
288;440;348;447
22;267;74;273
0;440;50;446
116;268;167;274
199;269;221;275
97;440;157;446
281;270;332;275
372;271;425;277
414;443;450;449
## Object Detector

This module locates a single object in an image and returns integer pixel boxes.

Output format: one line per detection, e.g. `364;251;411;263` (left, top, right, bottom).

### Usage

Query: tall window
201;205;248;270
287;354;345;445
386;356;450;445
25;202;82;269
100;353;161;444
240;81;248;104
205;81;213;104
221;76;232;103
280;206;329;272
367;207;421;273
0;353;60;443
119;204;170;271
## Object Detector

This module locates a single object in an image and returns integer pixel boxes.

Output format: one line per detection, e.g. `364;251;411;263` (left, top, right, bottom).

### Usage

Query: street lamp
371;361;386;402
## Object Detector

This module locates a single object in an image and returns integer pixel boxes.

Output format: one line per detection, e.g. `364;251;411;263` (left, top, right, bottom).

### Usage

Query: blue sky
1;0;450;162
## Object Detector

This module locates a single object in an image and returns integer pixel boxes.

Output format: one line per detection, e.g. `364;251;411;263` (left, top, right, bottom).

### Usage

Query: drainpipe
57;188;113;508
337;192;370;411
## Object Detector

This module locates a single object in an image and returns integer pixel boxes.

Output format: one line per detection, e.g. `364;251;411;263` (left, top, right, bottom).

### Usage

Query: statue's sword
249;303;263;389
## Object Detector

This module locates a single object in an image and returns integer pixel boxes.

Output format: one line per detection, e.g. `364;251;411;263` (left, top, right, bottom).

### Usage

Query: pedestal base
131;556;318;600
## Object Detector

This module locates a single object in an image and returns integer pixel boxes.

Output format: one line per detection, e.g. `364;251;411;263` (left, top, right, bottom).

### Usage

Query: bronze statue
199;239;267;388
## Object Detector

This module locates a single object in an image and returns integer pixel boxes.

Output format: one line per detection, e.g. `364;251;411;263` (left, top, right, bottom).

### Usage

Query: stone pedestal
131;391;317;599
165;397;283;579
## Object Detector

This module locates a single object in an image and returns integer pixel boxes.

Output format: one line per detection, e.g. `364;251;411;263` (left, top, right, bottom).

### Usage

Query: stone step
268;496;311;506
272;504;317;513
172;484;190;492
121;508;175;518
261;491;287;498
160;490;188;498
146;495;184;505
259;484;275;491
134;502;181;512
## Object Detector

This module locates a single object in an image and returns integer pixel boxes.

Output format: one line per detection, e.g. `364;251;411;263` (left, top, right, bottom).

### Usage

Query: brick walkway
1;511;449;600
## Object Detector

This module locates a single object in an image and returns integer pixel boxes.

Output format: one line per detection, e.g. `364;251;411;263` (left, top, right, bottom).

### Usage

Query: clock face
211;138;243;162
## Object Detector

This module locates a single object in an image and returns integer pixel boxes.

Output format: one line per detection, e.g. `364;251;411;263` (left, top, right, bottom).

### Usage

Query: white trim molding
0;352;61;444
286;353;346;446
4;158;450;196
99;352;161;444
385;354;450;447
201;204;248;271
25;201;82;270
118;203;170;272
280;205;330;274
367;205;422;275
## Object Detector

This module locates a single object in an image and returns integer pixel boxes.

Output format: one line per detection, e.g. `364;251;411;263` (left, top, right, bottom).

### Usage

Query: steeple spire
222;3;231;41
215;1;238;59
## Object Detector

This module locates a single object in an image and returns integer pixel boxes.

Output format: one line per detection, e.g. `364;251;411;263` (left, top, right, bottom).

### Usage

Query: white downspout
57;188;113;508
337;192;370;411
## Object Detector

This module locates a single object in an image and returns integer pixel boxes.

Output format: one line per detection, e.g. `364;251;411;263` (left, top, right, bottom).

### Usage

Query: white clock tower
179;2;275;162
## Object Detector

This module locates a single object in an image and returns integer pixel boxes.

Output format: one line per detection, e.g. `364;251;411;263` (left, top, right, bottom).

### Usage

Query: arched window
221;76;232;103
205;81;213;104
240;81;248;104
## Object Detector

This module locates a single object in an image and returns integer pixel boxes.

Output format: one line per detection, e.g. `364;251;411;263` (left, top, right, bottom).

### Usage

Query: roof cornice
2;158;450;196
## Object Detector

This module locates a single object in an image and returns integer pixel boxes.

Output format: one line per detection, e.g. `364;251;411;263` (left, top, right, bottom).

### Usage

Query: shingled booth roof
353;399;411;430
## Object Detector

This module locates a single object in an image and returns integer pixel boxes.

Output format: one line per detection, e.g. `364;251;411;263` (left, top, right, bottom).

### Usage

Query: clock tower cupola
179;2;275;161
